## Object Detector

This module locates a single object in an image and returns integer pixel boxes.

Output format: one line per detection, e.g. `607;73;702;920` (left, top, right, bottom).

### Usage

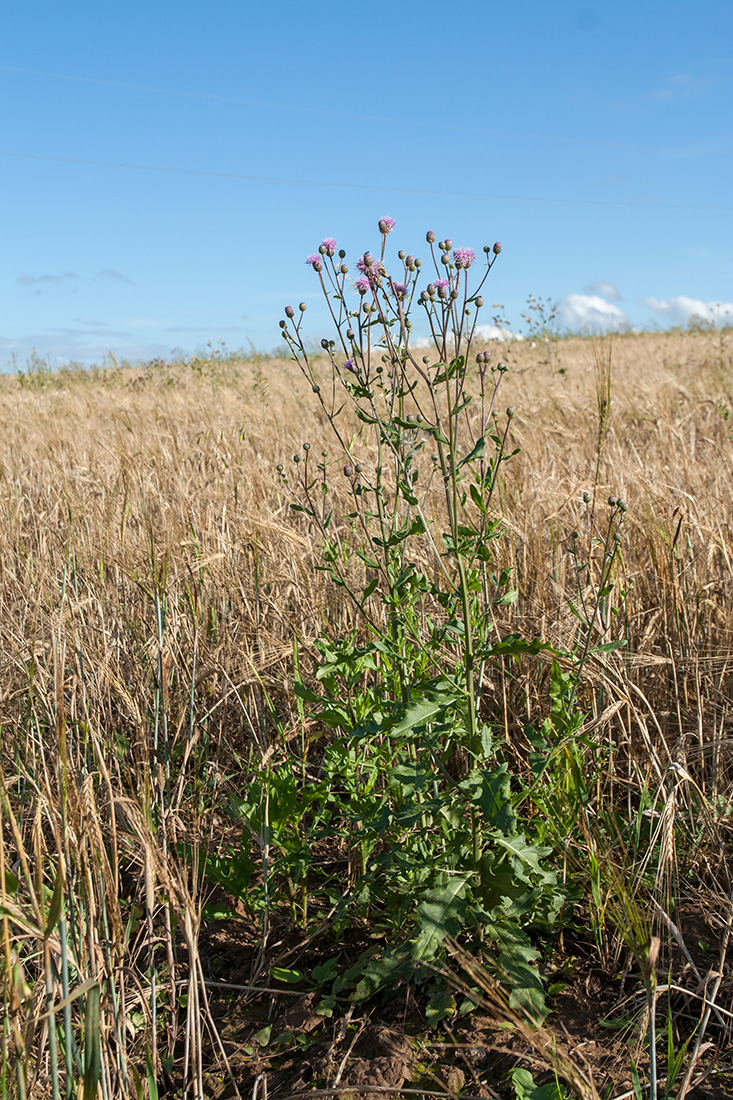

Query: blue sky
2;0;731;367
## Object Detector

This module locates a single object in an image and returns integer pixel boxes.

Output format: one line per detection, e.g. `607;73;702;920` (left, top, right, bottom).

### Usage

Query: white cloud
583;281;621;301
556;294;627;331
472;324;523;342
410;325;522;350
641;296;733;327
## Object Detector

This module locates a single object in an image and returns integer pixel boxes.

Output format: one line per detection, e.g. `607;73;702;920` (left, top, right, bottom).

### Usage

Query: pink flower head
392;282;407;299
306;254;323;271
378;215;396;234
355;276;370;294
343;358;358;373
356;252;384;281
453;247;475;269
435;279;449;291
321;237;337;257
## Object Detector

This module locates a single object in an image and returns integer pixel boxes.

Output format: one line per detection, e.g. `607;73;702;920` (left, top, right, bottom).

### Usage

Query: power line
0;63;685;154
2;148;730;212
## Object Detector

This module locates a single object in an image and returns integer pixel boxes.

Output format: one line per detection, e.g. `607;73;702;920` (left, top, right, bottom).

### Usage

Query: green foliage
511;1067;571;1100
219;224;585;1018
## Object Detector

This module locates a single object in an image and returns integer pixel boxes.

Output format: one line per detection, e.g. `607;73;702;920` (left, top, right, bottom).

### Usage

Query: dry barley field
2;327;733;1100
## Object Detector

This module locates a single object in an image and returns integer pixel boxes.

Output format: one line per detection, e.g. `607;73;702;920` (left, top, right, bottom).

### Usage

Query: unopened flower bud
293;454;300;463
303;443;310;451
279;319;287;329
299;302;307;312
285;305;295;318
608;495;617;506
506;407;514;418
475;297;483;308
354;463;363;472
414;257;421;267
347;328;355;341
343;464;353;477
426;230;436;243
444;239;452;251
582;491;591;503
340;264;348;274
406;413;416;423
321;338;329;349
493;242;502;254
339;249;346;259
398;250;405;260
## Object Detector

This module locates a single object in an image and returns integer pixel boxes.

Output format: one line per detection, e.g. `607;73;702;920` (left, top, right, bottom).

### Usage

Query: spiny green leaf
412;873;471;962
389;697;454;738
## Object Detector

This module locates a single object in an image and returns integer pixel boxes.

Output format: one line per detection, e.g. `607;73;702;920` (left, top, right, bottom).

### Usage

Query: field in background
2;327;733;1099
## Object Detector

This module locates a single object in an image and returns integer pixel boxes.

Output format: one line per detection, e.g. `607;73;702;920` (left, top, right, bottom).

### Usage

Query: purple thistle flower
343;358;358;373
435;279;449;291
356;252;384;282
321;237;337;257
306;254;323;271
392;282;407;299
355;276;370;294
378;215;396;234
453;247;475;269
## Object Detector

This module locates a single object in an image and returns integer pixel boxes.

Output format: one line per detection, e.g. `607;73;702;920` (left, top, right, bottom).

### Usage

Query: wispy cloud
641;296;733;326
556;294;627;331
652;72;716;102
94;268;133;285
16;272;78;286
17;269;133;288
583;281;622;301
163;325;246;334
0;329;173;369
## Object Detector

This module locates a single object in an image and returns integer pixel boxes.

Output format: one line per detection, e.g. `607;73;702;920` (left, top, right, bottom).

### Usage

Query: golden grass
1;327;732;1097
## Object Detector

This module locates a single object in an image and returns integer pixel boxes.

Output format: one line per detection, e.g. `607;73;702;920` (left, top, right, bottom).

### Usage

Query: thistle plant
280;222;511;782
277;218;563;1013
